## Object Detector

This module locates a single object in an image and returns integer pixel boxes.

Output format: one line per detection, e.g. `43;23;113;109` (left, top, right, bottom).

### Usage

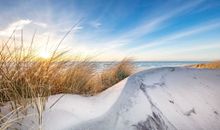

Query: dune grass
189;61;220;69
100;59;134;90
0;30;135;129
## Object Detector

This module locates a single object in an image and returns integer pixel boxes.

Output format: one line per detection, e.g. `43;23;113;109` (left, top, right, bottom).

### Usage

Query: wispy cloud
133;41;220;61
70;1;205;60
163;42;220;61
90;21;102;28
98;0;203;51
33;22;47;28
74;25;84;30
0;19;31;36
120;0;203;40
127;20;220;53
169;43;220;54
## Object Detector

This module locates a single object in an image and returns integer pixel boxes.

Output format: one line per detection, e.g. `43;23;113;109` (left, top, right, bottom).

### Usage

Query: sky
0;0;220;61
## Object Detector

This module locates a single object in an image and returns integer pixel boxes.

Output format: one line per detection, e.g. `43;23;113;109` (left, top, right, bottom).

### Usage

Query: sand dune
2;67;220;130
67;67;220;130
42;67;220;130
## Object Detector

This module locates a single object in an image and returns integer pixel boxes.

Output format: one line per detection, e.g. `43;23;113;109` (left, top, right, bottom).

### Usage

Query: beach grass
190;61;220;69
100;59;134;90
0;30;134;129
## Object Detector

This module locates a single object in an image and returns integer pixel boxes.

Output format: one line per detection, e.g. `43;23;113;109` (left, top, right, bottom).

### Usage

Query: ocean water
94;61;206;71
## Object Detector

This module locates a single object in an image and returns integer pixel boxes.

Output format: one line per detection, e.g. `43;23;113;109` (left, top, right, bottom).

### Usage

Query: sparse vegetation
101;59;134;90
189;61;220;69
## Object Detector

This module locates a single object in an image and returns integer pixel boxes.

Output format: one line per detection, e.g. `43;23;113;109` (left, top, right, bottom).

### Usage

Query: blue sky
0;0;220;61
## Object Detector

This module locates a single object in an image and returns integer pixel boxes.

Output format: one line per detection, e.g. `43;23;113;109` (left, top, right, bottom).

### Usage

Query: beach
1;65;220;130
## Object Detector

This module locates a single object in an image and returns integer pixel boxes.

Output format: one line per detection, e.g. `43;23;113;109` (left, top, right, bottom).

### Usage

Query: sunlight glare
38;51;51;59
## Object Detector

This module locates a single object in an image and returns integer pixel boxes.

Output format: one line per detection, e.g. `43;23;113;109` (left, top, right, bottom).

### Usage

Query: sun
38;51;51;59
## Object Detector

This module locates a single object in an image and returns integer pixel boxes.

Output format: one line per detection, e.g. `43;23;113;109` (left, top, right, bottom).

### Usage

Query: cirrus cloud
0;19;31;36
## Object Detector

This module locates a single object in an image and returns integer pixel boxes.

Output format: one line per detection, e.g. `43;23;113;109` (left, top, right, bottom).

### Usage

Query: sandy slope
40;67;220;130
3;67;220;130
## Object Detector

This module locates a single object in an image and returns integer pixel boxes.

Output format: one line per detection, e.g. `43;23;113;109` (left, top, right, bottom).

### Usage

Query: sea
93;61;206;71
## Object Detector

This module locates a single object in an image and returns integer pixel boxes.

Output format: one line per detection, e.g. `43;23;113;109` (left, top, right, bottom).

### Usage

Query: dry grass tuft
189;61;220;69
51;61;97;95
100;59;135;90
